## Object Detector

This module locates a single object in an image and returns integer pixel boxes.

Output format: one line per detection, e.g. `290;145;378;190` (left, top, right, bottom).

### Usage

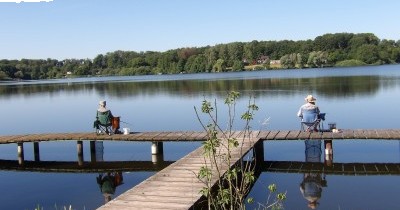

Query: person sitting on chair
297;95;321;132
98;100;113;116
94;100;114;134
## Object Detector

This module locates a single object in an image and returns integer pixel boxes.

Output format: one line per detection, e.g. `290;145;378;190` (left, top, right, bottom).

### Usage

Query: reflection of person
97;172;124;203
297;95;321;132
300;140;326;209
300;173;323;209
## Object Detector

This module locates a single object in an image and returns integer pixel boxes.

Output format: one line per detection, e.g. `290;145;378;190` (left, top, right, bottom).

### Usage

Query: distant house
270;60;281;65
243;56;270;65
257;55;270;64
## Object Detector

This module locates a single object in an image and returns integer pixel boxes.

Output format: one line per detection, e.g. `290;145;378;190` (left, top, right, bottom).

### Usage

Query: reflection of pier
1;159;397;176
0;160;173;173
262;161;400;175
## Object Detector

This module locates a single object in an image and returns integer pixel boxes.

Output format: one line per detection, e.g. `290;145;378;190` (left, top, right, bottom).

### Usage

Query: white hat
99;100;106;106
305;95;316;102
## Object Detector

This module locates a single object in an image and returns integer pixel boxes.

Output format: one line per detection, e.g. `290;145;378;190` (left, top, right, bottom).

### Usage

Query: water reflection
1;73;399;99
300;140;327;209
93;141;123;203
96;171;124;203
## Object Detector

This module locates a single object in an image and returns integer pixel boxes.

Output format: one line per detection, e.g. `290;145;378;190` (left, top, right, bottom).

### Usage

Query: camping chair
300;111;326;132
94;110;113;135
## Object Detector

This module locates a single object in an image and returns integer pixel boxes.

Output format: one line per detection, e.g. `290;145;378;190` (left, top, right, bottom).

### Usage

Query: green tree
227;42;244;67
307;51;328;67
355;44;380;64
0;71;8;80
232;60;244;71
213;59;226;72
244;41;259;62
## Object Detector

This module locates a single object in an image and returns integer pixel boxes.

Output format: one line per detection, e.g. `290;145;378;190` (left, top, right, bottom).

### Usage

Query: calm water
1;65;400;209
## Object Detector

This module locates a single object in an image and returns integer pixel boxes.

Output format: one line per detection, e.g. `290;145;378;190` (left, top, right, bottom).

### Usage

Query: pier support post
152;154;164;164
33;142;40;161
90;141;104;163
324;140;333;166
151;142;164;164
253;140;264;164
90;141;96;163
17;142;24;166
77;141;84;166
151;142;163;155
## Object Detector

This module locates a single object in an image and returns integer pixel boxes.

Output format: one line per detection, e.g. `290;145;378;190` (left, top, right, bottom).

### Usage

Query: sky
0;0;399;60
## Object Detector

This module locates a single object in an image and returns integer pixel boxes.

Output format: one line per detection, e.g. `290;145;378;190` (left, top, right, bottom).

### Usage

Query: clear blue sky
1;0;399;60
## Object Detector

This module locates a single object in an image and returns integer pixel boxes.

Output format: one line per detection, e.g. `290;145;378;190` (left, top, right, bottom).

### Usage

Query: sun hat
99;100;106;106
305;95;316;102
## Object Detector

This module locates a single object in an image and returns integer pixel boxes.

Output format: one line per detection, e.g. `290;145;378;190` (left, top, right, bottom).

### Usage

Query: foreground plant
195;91;286;210
195;91;258;210
34;204;77;210
253;184;287;210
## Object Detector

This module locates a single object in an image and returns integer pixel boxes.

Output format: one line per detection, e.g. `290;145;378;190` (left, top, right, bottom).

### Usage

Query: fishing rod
120;120;132;125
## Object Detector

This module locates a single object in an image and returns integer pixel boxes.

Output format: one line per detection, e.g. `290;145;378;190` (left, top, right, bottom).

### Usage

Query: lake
1;65;399;209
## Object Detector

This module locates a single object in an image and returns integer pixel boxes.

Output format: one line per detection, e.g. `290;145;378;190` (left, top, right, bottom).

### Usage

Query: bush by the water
335;59;367;67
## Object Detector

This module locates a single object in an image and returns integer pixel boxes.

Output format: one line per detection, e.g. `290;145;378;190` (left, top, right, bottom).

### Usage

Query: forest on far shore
1;32;400;80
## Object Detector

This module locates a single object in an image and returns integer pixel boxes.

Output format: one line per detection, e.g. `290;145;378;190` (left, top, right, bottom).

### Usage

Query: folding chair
94;110;114;135
300;111;326;132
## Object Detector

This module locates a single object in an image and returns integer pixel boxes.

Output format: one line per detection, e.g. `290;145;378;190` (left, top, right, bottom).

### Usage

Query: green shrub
335;59;366;67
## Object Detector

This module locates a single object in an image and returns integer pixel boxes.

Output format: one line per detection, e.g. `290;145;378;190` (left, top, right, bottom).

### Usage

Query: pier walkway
1;129;400;144
98;132;260;210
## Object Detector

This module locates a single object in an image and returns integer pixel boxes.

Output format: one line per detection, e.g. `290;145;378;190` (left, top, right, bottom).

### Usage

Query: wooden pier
0;129;399;209
98;133;260;210
1;129;400;144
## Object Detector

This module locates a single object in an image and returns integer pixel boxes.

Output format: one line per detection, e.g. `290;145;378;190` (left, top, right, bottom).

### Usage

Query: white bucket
123;128;130;135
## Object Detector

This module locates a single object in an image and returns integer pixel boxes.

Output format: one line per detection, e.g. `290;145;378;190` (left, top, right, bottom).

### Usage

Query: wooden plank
341;129;355;139
194;131;208;140
379;130;392;139
320;131;333;140
386;129;400;139
285;130;300;140
297;131;311;140
152;132;172;141
0;135;15;143
355;130;367;139
185;131;205;141
364;130;379;139
257;130;270;139
331;130;344;139
125;132;149;140
176;131;195;140
162;132;185;141
274;130;289;140
309;132;323;140
140;132;164;141
265;130;279;140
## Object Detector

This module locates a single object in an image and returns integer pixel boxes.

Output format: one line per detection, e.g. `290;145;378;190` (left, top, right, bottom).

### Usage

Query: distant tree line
1;33;400;80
